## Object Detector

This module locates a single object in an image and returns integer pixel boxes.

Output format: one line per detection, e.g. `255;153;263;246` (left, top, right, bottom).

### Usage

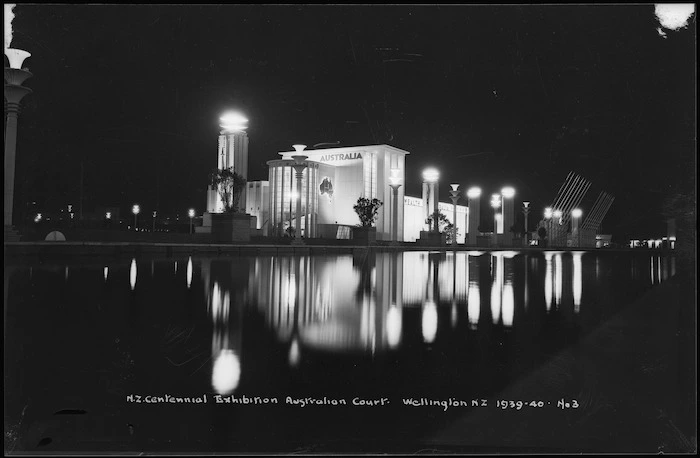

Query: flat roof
278;144;410;157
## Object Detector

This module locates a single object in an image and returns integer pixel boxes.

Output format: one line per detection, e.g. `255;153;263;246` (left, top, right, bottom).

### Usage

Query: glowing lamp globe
553;210;563;219
422;167;440;183
544;207;553;219
572;208;583;218
5;48;31;69
490;194;501;209
219;112;248;132
132;204;140;215
501;187;515;199
467;187;482;198
211;349;241;395
188;208;195;218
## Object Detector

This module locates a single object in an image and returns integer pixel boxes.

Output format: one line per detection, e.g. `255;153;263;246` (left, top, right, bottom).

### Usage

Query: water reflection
186;257;193;289
104;266;108;282
572;252;582;313
467;253;481;329
129;258;137;291
195;251;677;363
201;260;246;395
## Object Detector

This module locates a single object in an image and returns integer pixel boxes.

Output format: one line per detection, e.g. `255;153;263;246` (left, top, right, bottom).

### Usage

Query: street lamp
132;204;140;230
522;201;531;245
449;184;460;248
490;194;501;247
552;210;562;247
389;168;402;243
188;208;195;234
4;46;33;230
571;208;582;247
466;187;481;247
34;213;42;223
422;168;440;233
152;211;157;232
544;207;552;247
501;187;515;247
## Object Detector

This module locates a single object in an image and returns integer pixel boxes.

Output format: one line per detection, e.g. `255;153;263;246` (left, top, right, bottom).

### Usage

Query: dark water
4;250;682;453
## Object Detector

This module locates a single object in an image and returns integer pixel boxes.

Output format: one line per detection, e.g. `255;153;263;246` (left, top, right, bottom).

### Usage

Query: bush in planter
209;167;247;213
353;197;383;227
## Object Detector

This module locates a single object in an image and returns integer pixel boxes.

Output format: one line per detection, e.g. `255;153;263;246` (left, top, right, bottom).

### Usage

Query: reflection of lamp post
188;208;195;234
5;47;33;231
389;168;402;243
571;208;582;247
291;146;308;244
490;194;501;247
449;184;460;248
522;201;530;245
544;207;552;247
422;168;440;233
132;204;140;230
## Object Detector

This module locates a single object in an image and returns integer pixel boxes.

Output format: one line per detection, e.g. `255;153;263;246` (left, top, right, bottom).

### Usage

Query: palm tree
209;167;247;213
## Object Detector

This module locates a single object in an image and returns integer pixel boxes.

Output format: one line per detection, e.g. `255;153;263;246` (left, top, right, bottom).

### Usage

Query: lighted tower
206;112;249;213
4;42;33;237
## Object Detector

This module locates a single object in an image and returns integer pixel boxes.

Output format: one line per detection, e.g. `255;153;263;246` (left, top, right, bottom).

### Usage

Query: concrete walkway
427;275;696;453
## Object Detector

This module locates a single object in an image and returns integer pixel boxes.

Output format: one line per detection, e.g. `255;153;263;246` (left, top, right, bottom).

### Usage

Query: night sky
8;4;696;239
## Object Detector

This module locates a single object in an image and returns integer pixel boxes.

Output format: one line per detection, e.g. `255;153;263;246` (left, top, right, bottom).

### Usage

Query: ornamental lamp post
544;207;552;247
188;208;195;234
522;201;531;245
291;145;308;244
490;194;501;247
422;168;440;233
132;204;140;230
466;187;482;247
552;209;563;247
5;47;33;234
571;208;582;247
448;184;460;248
389;168;403;243
501;187;515;247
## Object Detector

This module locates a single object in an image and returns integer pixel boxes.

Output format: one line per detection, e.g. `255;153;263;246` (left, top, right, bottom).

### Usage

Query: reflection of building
247;253;406;355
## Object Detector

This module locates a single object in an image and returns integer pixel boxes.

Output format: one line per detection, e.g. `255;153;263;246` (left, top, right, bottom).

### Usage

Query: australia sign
316;152;363;164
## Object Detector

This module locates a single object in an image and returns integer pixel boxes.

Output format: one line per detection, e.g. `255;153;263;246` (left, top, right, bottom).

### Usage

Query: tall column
5;48;33;230
501;187;515;247
422;182;430;224
490;194;501;248
571;208;582;248
449;184;460;248
467;187;481;247
522;201;531;246
432;182;439;233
